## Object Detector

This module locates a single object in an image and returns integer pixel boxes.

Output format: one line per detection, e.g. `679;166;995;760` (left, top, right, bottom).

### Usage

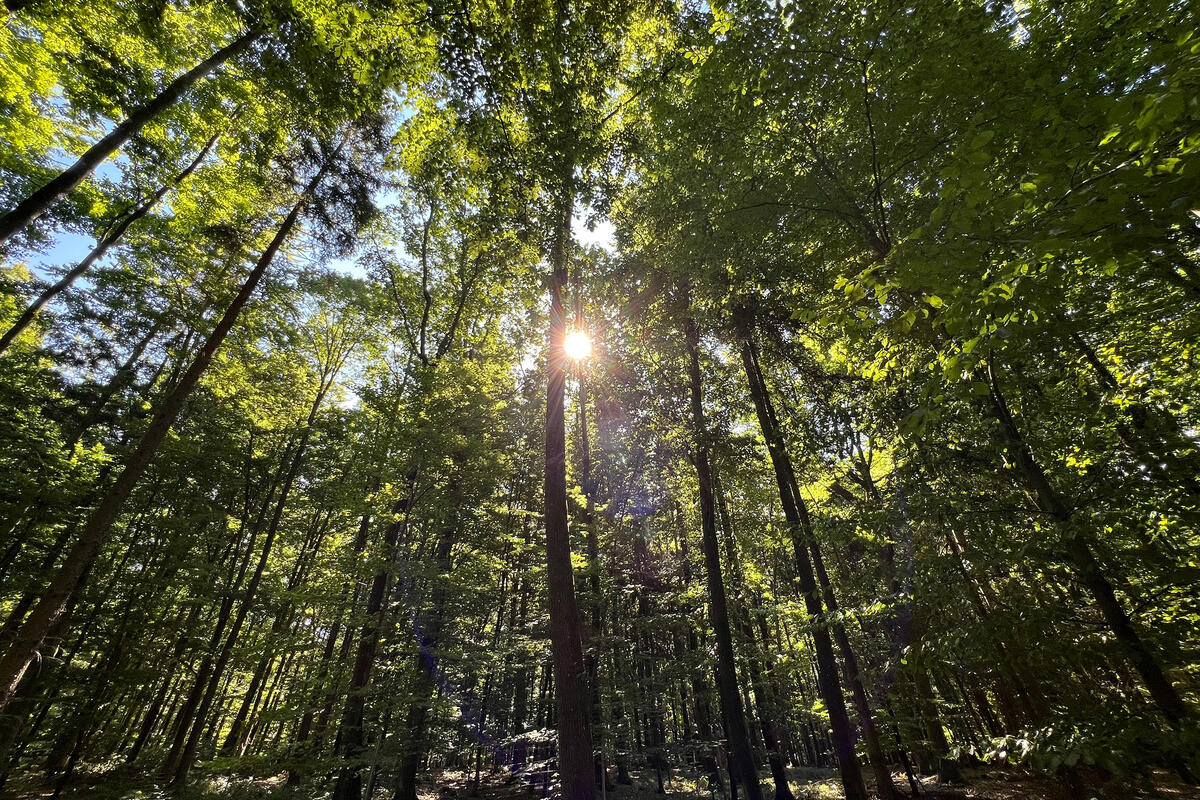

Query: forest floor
2;764;1197;800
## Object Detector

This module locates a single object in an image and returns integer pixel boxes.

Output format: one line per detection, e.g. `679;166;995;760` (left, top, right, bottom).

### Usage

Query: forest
0;0;1198;799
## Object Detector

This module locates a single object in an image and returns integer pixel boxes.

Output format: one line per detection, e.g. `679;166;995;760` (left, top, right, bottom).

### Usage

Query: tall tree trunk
737;326;867;800
510;540;532;777
794;439;901;792
0;35;256;247
223;506;331;756
0;151;334;710
160;514;264;779
983;360;1192;726
576;367;612;790
0;132;218;354
393;515;457;800
543;193;594;800
738;610;794;800
169;366;337;788
332;484;416;800
806;541;902;795
684;315;764;800
222;655;272;757
911;667;957;780
715;474;792;800
125;605;202;763
295;608;346;748
293;490;377;768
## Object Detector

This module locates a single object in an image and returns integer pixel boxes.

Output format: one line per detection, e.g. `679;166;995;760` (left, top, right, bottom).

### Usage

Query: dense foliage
0;1;1197;799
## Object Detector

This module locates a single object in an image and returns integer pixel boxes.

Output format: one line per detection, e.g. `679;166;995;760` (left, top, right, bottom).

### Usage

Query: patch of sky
572;205;615;253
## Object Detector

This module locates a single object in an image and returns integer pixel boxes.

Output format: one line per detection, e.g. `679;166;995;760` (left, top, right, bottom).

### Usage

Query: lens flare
564;330;592;360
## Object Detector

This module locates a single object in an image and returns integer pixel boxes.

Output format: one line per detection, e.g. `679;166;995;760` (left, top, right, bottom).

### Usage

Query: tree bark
393;516;457;800
331;490;413;800
169;363;337;787
543;193;594;800
685;315;765;800
0;35;256;247
576;367;613;790
0;152;334;711
806;540;902;796
0;132;218;354
983;360;1191;726
737;326;867;800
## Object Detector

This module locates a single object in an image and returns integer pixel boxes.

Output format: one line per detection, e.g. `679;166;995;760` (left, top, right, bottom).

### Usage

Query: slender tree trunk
332;484;416;800
806;543;901;796
911;667;958;781
160;524;260;778
0;132;218;354
222;655;272;756
576;368;613;790
737;326;867;800
394;516;457;800
789;441;899;790
293;492;376;767
983;360;1191;726
677;507;715;754
0;35;256;247
223;507;331;756
543;192;594;800
295;609;345;747
738;612;793;800
0;152;334;711
685;315;764;800
715;476;792;800
939;527;1038;726
510;545;532;777
125;603;203;763
169;368;336;788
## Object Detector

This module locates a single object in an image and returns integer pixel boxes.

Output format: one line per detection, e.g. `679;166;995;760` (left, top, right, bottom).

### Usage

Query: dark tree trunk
294;496;376;767
543;194;594;800
64;320;166;449
224;507;331;756
169;367;337;788
160;525;261;779
685;315;764;800
715;476;792;800
911;668;959;782
295;609;346;748
803;531;901;797
0;132;218;354
576;368;613;790
125;604;203;763
222;655;272;756
983;360;1191;726
0;35;256;247
0;154;334;710
737;326;867;800
394;517;457;800
332;485;415;800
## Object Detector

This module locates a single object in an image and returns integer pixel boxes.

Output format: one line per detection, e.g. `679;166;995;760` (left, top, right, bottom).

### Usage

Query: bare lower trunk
738;326;867;800
543;193;594;800
685;315;764;800
332;484;415;800
394;520;457;800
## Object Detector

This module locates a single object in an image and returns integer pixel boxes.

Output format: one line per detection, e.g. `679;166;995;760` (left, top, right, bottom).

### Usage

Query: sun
564;330;592;360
